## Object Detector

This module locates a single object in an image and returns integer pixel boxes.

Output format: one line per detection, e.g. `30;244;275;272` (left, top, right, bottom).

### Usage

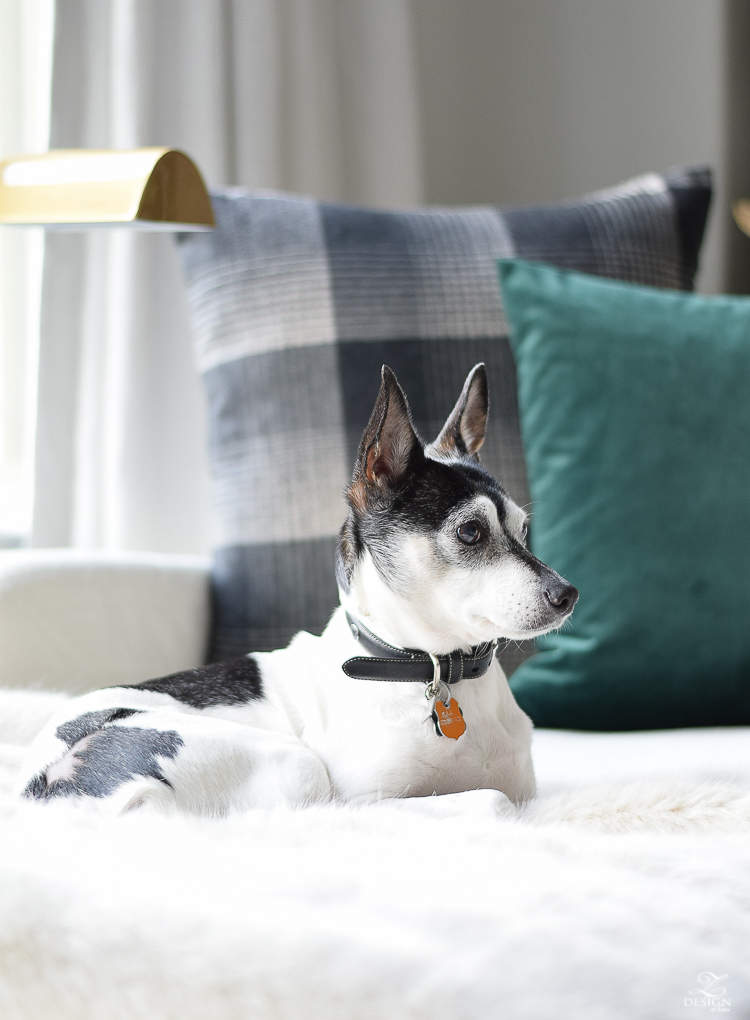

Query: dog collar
342;612;497;685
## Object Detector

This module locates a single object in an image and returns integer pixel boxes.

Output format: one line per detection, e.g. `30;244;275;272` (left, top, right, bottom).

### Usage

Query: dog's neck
340;549;474;656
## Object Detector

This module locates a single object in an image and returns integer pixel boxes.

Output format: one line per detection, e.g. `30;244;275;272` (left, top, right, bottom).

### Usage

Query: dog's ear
355;365;421;489
430;363;489;460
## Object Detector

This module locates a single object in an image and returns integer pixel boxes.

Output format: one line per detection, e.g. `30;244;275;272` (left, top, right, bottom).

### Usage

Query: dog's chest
334;724;514;800
260;637;530;802
327;688;524;800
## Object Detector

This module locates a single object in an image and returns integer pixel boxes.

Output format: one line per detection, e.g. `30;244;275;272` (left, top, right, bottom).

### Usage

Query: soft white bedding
0;688;748;1019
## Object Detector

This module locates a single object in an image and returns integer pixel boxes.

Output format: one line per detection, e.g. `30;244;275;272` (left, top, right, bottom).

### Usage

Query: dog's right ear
354;365;421;490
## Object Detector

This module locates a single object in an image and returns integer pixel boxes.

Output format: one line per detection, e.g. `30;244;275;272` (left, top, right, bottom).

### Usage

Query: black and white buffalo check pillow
176;166;711;664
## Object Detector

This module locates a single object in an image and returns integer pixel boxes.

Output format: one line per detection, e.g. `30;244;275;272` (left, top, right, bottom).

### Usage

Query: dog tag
432;696;466;740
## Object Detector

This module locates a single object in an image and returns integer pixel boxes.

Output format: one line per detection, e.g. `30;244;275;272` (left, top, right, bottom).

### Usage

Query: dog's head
336;364;578;652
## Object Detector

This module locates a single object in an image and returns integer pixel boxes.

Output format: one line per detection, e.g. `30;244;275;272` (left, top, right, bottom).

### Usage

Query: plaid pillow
176;167;711;664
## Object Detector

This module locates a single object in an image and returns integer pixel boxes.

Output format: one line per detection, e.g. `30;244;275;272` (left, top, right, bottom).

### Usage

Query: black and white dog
16;365;577;815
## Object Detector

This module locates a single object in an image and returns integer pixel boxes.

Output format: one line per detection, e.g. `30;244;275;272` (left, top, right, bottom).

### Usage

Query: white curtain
0;0;53;541
31;0;424;553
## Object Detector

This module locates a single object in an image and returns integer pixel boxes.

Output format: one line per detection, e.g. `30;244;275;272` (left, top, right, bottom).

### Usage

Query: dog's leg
157;717;333;815
19;710;333;815
371;789;516;820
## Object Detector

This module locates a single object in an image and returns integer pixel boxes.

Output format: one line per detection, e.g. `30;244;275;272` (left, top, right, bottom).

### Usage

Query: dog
16;364;577;816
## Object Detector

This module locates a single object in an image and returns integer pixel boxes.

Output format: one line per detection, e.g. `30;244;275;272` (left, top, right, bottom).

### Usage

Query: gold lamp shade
0;148;214;229
733;199;750;239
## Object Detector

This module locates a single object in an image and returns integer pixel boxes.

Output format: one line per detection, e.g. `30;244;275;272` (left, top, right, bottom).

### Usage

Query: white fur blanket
1;689;749;1019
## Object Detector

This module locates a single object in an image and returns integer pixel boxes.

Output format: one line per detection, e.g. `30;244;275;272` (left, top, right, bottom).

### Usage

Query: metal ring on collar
425;651;441;699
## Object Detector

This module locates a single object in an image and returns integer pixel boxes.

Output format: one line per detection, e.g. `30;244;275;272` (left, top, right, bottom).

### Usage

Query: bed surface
1;688;748;1019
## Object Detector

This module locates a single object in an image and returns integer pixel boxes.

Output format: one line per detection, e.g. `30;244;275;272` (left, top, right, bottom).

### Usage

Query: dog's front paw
376;788;516;821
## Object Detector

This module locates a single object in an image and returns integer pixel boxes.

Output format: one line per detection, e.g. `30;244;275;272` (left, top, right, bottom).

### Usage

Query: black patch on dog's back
23;708;183;801
130;656;263;708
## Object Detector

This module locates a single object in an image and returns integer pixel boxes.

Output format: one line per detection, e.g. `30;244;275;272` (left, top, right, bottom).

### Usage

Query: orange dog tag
432;697;466;739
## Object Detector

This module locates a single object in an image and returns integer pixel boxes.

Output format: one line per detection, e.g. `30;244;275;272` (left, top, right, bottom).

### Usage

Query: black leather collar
343;612;497;684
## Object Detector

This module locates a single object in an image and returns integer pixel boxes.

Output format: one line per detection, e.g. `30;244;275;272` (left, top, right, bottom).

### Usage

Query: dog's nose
544;582;579;615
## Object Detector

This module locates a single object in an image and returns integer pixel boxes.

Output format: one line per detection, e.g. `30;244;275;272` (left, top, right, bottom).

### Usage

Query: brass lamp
732;199;750;240
0;148;214;230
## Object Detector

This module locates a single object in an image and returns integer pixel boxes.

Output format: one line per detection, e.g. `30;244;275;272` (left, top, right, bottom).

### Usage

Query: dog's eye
456;521;483;545
520;523;528;542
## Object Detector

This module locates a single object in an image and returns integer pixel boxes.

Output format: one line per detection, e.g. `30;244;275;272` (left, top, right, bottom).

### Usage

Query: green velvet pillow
498;258;750;730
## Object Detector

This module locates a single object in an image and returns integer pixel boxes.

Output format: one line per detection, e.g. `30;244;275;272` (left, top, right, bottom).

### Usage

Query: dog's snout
544;581;578;615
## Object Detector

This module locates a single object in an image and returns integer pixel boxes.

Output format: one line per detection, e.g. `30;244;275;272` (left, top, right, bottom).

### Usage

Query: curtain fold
0;0;53;541
31;0;425;552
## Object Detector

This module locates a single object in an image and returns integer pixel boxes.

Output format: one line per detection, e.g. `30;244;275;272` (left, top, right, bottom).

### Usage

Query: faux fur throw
1;689;749;1019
